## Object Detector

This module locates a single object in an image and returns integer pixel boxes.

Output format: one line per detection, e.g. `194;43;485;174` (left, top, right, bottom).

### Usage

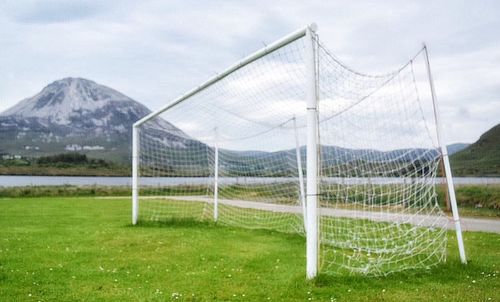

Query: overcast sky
0;0;498;144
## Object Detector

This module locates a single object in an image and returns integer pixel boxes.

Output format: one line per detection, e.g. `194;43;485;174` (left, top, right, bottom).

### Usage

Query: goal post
304;24;319;279
213;127;219;222
423;44;467;264
293;116;307;231
131;23;466;279
132;125;139;225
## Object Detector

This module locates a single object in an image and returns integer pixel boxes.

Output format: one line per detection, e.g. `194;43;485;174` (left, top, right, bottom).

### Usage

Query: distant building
65;144;82;151
24;145;40;150
83;145;105;151
64;144;105;151
2;154;22;160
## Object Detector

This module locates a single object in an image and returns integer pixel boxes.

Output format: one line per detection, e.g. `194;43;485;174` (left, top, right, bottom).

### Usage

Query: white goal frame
131;23;466;279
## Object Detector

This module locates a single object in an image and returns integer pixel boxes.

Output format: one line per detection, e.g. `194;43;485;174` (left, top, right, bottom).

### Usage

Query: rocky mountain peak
0;77;140;125
0;77;191;162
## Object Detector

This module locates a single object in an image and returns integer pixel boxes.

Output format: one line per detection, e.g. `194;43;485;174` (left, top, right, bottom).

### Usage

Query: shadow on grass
128;218;214;229
309;258;477;288
126;218;306;243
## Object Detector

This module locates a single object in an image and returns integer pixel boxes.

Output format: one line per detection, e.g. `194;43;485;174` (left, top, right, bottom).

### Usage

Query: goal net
132;25;462;276
316;43;448;275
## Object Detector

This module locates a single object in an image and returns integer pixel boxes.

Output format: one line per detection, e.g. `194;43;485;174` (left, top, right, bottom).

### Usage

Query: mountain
450;123;500;176
0;77;189;163
1;77;487;176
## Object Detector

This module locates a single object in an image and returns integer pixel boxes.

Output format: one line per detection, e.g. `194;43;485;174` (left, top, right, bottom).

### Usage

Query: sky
0;0;499;144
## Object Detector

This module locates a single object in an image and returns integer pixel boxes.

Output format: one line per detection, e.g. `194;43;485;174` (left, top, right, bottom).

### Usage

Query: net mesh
138;38;307;234
316;40;447;275
136;33;448;276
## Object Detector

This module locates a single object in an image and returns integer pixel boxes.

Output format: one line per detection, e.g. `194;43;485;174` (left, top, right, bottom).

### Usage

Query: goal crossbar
133;24;315;128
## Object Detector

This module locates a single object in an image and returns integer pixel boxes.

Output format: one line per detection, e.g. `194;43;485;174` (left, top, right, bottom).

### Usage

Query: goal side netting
132;27;457;276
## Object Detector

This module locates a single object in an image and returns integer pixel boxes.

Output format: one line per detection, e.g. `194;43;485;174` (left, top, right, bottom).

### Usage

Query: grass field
0;197;499;301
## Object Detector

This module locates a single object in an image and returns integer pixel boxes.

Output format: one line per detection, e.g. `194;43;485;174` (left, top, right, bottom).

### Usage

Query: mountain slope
0;78;188;163
450;123;500;176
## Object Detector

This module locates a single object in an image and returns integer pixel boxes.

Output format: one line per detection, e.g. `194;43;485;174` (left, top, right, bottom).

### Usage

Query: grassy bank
0;165;130;176
450;123;500;176
0;197;498;301
0;153;130;176
441;185;500;217
0;184;498;218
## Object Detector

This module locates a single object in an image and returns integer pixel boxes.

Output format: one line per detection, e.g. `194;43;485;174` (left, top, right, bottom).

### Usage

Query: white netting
138;38;308;234
316;41;447;275
136;32;448;276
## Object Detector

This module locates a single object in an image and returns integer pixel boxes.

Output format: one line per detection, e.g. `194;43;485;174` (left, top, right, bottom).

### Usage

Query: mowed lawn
0;197;498;301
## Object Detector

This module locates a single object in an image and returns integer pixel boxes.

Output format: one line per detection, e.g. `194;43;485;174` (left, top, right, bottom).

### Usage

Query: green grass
0;197;499;301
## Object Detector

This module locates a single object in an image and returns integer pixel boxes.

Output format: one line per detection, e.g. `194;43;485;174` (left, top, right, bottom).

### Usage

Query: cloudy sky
0;0;498;144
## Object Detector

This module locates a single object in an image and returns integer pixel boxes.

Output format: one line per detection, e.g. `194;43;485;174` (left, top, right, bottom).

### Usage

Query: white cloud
0;0;498;145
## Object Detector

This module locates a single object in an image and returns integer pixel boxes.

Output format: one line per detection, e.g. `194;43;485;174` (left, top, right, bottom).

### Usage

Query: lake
0;175;499;187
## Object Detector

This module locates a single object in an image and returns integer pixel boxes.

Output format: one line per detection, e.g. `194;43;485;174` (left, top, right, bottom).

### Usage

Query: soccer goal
131;24;466;278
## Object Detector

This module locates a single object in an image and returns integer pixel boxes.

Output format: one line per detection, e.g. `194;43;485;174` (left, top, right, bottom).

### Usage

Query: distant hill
447;143;470;155
450;123;500;176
